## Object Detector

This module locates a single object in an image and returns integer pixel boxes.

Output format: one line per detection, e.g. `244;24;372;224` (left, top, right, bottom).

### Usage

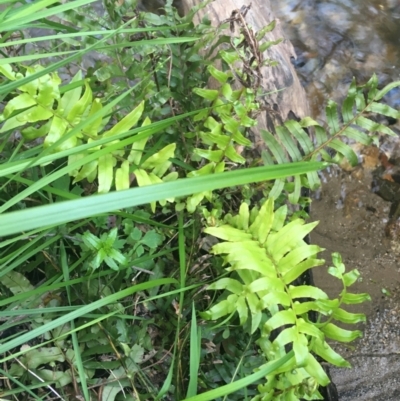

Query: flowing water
270;1;400;399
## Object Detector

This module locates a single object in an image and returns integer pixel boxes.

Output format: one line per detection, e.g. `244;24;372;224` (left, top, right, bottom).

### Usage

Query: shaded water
272;0;400;120
269;1;400;399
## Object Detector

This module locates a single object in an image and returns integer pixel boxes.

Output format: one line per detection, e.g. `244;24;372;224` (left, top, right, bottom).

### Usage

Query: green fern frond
262;75;400;200
202;199;369;400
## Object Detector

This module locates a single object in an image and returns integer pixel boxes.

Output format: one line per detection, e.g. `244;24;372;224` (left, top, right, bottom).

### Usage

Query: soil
311;153;400;400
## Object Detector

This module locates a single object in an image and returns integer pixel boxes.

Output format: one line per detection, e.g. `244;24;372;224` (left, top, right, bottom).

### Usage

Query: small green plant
201;198;369;400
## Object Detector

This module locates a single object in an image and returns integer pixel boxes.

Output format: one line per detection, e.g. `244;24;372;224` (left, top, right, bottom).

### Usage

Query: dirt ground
311;147;400;400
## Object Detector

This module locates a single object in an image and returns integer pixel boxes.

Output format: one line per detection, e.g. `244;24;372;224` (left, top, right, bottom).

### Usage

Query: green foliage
262;75;400;202
0;0;392;400
201;199;370;400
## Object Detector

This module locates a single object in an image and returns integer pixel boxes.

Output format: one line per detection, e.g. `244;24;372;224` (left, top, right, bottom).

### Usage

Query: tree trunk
182;0;309;146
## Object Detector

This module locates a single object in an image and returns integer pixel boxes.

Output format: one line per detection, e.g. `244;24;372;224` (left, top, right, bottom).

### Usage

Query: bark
182;0;310;147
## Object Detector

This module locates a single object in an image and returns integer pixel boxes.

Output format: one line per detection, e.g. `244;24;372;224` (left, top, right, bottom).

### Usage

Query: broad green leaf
2;271;34;295
82;98;103;138
312;338;350;368
193;88;219;101
293;301;318;315
115;160;130;191
313;125;328;147
0;63;16;80
220;114;239;134
273;326;296;347
261;291;291;308
59;70;83;116
17;347;64;371
249;197;274;244
276;125;302;162
82;231;101;249
256;20;276;40
200;297;236;320
246;292;262;333
0;108;33;132
293;332;308;367
205;225;252;241
0;162;327;236
331;252;345;273
328;138;358;166
288;285;328;300
25;105;53;123
343;126;372;146
207;65;229;84
104;101;144;138
2;93;36;118
187;162;215;177
267;220;318;261
326;99;340;135
365;73;379;101
304;353;330;386
44;116;69;150
261;129;289;164
327;266;342;279
36;71;60;107
299;116;319;127
142;143;176;176
72;159;98;183
288;174;301;204
307;169;321;191
107;248;126;265
321;323;362;342
341;79;357;123
212;241;274;275
201;131;229;148
247;277;283;293
356;115;396;136
221;82;233;100
186;191;207;213
193;148;223;162
366;101;400;119
297;319;323;340
278;245;322;275
332;308;366;324
232;128;252;146
315;299;340;314
225;144;246;163
237;202;250;230
341;292;371;304
284;119;314;156
98;153;115;193
271;205;287;232
283;257;325;284
375;80;400;100
22;120;52;141
204;116;222;133
67;80;92;123
236;295;248;325
208;278;243;293
219;49;240;64
343;269;360;287
265;309;296;331
128;117;151;165
268;178;285;199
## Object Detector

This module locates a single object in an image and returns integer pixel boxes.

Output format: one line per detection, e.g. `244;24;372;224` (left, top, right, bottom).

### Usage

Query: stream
270;1;400;400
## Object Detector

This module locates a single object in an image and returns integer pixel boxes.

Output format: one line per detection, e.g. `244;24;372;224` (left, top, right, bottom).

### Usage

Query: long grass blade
0;162;327;237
